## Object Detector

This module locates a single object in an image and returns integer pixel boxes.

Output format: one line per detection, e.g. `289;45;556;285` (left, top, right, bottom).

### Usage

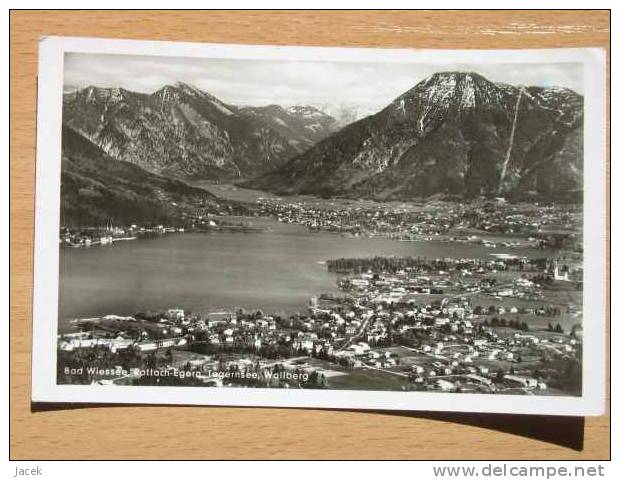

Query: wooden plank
9;9;610;460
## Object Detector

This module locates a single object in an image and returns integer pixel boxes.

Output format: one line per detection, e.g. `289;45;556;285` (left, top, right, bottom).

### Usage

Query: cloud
64;52;583;110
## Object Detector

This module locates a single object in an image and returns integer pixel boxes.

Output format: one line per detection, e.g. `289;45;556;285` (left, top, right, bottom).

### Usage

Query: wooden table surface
10;10;610;460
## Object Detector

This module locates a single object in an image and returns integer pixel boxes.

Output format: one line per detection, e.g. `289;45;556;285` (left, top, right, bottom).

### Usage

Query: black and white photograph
31;38;606;414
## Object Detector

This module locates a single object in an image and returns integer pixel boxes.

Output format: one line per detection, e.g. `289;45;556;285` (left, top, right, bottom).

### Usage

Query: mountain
62;82;337;181
237;104;337;152
317;103;382;127
248;72;584;202
60;125;224;227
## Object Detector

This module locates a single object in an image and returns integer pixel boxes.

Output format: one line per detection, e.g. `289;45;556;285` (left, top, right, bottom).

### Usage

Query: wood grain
10;10;610;460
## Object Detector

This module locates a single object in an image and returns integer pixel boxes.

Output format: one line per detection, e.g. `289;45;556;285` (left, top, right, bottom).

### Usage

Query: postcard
31;37;606;415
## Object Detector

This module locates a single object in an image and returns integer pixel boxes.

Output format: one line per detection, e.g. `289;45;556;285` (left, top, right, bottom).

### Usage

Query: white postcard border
31;37;607;415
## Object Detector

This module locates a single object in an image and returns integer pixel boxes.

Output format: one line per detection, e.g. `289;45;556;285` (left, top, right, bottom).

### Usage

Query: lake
58;217;547;331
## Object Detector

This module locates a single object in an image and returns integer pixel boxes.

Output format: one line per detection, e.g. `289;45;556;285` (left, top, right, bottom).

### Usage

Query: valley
56;71;585;396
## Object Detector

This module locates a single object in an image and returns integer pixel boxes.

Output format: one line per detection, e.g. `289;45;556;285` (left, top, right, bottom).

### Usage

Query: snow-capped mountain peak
249;71;584;203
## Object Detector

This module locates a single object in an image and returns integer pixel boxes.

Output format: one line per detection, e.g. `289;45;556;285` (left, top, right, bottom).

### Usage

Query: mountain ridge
62;83;338;181
60;125;225;227
247;71;583;202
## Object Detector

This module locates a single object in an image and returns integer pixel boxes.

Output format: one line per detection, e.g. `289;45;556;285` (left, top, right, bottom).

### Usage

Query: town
59;216;265;248
254;197;582;250
60;194;582;253
57;250;583;396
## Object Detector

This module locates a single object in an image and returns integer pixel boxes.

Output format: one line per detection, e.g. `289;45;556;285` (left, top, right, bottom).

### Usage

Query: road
337;314;374;352
361;362;409;378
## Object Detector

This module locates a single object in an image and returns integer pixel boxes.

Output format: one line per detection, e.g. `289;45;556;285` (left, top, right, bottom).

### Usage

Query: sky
64;52;583;114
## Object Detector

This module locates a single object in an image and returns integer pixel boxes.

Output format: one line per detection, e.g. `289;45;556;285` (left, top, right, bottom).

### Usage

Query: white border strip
31;37;607;415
